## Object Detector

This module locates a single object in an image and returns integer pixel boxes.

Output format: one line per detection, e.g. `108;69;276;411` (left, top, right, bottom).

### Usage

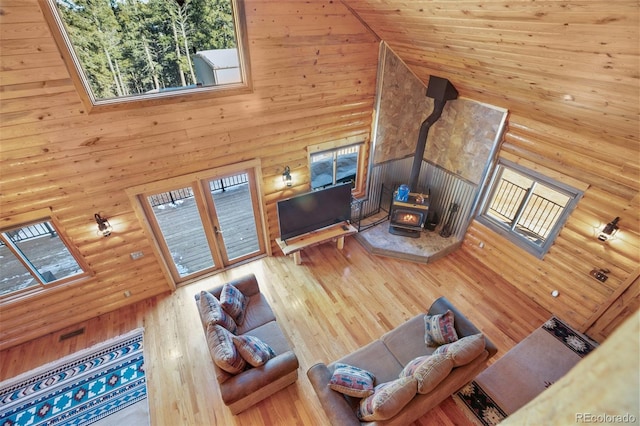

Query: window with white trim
477;159;583;258
0;217;90;297
310;144;362;190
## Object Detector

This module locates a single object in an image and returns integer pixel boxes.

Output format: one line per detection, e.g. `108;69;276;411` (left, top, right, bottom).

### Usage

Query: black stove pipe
408;76;458;191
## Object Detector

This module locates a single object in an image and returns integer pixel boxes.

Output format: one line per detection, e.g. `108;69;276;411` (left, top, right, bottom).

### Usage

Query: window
0;215;90;298
477;160;583;258
310;144;362;190
42;0;251;109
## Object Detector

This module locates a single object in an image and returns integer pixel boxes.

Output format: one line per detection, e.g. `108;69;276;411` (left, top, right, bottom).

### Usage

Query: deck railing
2;222;57;243
488;179;564;241
148;173;249;207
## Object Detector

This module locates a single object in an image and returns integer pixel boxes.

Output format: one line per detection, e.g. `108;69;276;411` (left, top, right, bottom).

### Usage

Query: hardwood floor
0;238;551;425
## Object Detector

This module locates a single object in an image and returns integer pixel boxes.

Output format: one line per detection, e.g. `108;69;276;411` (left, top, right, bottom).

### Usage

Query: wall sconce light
598;217;619;241
94;213;112;237
282;166;292;187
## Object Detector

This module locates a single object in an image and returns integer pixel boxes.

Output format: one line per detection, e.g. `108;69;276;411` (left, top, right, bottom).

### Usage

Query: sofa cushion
220;283;249;325
424;310;458;347
433;334;486;367
381;314;435;367
243;320;291;356
357;376;417;421
235;293;277;334
329;363;375;398
206;323;246;374
331;340;404;385
198;291;237;334
232;334;276;367
400;354;453;394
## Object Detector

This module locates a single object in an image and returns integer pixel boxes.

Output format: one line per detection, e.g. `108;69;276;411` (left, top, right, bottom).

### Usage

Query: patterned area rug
0;328;148;426
454;317;598;426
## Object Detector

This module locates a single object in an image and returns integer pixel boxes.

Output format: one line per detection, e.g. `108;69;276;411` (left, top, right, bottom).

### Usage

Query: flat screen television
277;183;352;241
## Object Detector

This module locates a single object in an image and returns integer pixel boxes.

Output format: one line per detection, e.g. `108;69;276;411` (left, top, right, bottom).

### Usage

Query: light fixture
598;217;619;241
282;166;292;187
94;213;112;237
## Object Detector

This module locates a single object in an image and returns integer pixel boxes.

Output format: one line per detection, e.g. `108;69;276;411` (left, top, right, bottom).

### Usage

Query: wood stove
389;192;430;237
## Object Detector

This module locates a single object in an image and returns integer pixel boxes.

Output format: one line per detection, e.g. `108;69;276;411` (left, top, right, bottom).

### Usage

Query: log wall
0;0;379;350
343;0;639;334
1;0;638;350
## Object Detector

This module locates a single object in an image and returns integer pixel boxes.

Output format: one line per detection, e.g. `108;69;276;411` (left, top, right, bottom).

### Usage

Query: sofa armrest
307;363;361;426
428;296;498;359
220;350;298;405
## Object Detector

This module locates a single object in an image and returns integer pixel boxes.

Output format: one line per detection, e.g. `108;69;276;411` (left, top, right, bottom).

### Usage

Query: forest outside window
0;217;90;299
477;159;582;258
42;0;251;108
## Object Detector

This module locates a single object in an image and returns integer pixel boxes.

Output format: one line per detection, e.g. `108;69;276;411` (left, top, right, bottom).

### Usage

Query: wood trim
125;160;268;286
127;192;177;291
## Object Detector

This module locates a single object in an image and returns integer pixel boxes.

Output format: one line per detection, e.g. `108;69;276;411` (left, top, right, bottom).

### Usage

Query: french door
137;166;265;284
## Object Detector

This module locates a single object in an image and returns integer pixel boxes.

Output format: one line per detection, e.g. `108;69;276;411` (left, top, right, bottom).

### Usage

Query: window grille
477;160;582;258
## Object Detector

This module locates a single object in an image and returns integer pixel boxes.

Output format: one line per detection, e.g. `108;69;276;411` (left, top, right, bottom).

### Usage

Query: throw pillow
206;323;246;374
399;354;453;394
433;333;486;367
357;376;417;421
424;310;458;347
328;363;375;398
199;291;237;334
232;334;276;367
220;283;248;325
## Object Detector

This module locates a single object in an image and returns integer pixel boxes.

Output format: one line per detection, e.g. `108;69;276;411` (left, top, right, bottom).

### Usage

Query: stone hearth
354;216;461;263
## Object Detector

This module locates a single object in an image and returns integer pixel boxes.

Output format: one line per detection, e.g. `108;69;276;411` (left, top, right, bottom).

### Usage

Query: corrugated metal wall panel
360;158;477;238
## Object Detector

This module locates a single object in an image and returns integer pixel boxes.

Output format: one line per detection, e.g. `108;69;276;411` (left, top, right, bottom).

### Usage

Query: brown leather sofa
194;274;299;414
307;297;497;425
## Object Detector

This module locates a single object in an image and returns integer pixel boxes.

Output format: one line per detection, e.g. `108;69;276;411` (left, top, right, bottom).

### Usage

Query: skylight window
42;0;251;108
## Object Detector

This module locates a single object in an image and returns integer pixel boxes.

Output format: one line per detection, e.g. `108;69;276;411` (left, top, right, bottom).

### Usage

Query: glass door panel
147;186;215;279
207;172;261;262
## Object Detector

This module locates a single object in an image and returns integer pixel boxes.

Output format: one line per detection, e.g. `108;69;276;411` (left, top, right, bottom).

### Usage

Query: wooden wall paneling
463;223;591;330
0;0;380;350
502;124;638;196
586;269;640;341
2;0;635;358
343;0;639;144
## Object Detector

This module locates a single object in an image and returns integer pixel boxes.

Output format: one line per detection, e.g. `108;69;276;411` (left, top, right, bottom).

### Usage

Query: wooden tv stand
275;221;357;265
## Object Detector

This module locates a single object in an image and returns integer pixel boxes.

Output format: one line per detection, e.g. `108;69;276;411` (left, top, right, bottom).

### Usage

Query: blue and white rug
0;328;148;426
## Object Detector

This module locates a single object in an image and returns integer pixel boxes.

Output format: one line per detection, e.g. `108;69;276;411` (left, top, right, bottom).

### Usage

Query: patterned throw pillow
399;354;453;394
232;335;276;367
357;376;417;421
424;310;458;347
329;363;375;398
206;323;246;374
220;284;248;325
433;334;486;367
199;291;237;334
